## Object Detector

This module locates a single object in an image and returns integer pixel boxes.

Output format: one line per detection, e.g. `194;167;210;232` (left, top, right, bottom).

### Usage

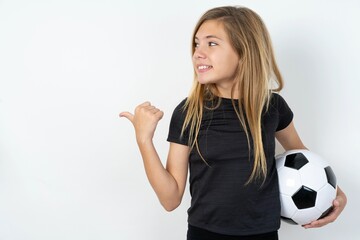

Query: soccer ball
275;149;337;225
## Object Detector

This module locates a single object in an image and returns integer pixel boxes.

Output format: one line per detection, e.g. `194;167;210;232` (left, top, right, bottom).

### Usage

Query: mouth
197;65;213;71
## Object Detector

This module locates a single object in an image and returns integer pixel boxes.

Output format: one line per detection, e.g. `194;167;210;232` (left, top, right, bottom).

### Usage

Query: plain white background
0;0;359;239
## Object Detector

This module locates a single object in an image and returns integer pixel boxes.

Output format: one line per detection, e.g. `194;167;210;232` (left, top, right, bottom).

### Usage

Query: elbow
164;205;177;212
161;199;181;212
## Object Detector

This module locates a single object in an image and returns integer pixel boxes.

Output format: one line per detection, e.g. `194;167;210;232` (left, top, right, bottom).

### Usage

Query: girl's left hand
302;186;347;229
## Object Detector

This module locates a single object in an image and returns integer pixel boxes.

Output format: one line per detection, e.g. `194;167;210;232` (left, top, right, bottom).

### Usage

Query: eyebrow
194;35;223;41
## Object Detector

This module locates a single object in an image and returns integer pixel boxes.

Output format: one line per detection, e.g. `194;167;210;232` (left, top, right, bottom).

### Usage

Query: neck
215;83;239;99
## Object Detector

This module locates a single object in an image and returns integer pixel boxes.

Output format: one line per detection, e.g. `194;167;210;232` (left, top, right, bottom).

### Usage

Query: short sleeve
167;99;189;146
274;93;294;131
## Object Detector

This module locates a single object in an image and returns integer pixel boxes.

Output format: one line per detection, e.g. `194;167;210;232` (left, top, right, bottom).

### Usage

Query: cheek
220;51;239;71
228;55;239;74
224;60;239;76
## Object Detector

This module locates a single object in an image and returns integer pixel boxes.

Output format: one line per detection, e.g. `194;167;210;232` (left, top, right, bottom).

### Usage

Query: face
193;20;240;97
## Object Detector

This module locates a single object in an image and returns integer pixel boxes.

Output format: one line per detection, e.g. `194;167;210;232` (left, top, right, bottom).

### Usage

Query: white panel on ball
280;194;298;219
315;185;337;213
292;207;323;225
278;168;302;196
299;163;327;191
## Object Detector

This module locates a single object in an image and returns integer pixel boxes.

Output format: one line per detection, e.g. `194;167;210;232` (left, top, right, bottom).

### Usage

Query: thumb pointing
119;111;134;122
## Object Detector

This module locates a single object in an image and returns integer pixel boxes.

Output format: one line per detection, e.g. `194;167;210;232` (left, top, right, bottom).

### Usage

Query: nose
193;46;206;59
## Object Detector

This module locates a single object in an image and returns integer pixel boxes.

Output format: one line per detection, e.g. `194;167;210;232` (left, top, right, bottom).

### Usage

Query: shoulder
167;98;189;145
269;92;291;110
268;92;294;130
173;98;188;112
169;97;188;123
270;92;286;103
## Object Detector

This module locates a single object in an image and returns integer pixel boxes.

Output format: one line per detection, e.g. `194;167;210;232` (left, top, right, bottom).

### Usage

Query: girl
120;6;346;240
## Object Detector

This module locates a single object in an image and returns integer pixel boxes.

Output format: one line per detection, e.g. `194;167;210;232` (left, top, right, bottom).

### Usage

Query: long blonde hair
182;6;284;183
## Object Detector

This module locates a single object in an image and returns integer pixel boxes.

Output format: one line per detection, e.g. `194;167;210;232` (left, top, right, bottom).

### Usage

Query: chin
197;80;207;85
196;77;213;85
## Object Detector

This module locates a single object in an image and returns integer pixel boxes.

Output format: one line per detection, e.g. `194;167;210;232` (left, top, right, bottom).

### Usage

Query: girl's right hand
119;102;164;144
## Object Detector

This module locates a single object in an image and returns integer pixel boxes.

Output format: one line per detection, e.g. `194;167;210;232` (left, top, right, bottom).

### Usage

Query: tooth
199;65;211;70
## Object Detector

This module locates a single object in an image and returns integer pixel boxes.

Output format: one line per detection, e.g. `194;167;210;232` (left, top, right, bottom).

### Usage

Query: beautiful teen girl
120;6;346;240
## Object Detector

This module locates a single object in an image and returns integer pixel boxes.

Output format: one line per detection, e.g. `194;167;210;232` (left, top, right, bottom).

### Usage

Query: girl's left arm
275;120;347;228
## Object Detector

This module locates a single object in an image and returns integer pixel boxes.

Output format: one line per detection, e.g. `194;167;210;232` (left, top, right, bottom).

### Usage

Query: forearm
137;139;182;211
120;102;183;210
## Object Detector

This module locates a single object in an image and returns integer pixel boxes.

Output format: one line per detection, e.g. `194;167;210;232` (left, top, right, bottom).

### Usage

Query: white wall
0;0;358;239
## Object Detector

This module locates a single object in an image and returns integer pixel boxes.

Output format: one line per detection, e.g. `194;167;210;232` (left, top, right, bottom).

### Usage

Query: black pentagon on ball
284;153;309;170
325;166;337;188
292;186;317;209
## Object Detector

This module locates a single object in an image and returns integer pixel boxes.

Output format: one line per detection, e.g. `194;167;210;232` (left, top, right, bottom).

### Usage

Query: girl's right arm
120;102;189;211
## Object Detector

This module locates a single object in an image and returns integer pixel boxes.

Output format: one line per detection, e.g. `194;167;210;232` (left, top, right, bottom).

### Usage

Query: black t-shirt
167;93;293;236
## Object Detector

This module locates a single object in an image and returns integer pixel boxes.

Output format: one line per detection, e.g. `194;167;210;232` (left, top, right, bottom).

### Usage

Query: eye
209;42;218;46
194;42;199;48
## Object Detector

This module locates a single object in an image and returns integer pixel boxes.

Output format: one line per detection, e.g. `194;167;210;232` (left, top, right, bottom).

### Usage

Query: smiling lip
196;64;213;73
